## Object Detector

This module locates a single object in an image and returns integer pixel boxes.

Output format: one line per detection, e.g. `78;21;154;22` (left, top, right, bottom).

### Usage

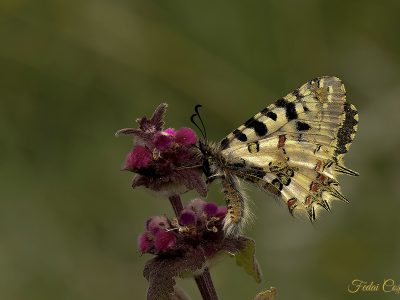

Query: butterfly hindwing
222;136;348;221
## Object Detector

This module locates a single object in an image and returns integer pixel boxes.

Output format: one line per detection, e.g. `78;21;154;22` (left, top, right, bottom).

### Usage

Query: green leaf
234;238;262;283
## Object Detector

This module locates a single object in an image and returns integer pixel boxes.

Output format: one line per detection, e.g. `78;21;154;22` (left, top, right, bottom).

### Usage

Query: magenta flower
124;145;152;170
175;127;197;145
138;232;153;254
137;199;229;255
118;103;263;300
146;215;169;234
116;104;207;197
137;199;237;256
179;209;197;226
163;128;176;135
154;231;177;252
215;206;228;219
141;199;261;300
153;132;174;151
204;202;218;217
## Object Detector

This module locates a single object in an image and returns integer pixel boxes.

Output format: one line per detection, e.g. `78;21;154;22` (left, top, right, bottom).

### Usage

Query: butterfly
192;76;359;236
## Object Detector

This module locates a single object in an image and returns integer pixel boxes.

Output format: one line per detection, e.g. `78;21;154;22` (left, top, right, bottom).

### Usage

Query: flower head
153;132;174;151
146;215;169;234
154;231;177;252
137;199;229;255
179;209;197;226
175;127;197;146
124;145;152;170
204;202;218;217
116;104;207;197
140;199;259;300
163;128;176;135
138;232;153;253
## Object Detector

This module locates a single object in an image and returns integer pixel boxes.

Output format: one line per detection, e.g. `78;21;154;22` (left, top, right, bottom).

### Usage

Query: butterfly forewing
221;76;350;150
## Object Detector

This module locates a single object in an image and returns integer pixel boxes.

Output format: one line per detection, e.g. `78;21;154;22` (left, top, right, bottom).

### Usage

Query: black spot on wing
250;166;267;178
220;137;230;150
233;129;248;142
292;89;302;100
263;182;281;196
232;161;246;168
275;98;287;107
335;102;358;156
267;111;277;121
271;178;283;191
296;121;311;131
261;108;277;121
244;117;268;136
275;98;298;120
286;102;298;121
277;173;291;186
247;141;260;153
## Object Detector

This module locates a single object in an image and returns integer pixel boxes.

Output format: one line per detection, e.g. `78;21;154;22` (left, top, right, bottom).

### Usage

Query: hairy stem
194;268;218;300
168;195;219;300
169;194;184;216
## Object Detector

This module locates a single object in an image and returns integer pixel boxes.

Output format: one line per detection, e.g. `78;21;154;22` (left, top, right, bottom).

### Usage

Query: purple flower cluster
117;103;262;300
138;199;227;255
116;104;207;196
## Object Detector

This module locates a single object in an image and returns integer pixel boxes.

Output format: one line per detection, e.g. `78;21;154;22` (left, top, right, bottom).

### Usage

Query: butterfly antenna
190;113;205;138
190;104;207;140
194;104;207;140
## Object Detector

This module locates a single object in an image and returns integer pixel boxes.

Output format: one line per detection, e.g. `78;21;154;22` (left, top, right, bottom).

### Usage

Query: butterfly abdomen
221;172;250;236
200;142;251;236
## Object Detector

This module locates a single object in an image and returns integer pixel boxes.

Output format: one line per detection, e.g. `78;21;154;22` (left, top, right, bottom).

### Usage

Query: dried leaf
150;103;168;131
234;238;262;283
177;169;207;197
254;287;277;300
143;250;206;300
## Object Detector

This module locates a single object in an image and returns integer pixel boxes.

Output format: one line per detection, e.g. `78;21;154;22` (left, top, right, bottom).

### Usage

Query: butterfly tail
221;173;252;237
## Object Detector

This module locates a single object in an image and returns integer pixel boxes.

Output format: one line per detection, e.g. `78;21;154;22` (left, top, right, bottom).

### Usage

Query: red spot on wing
287;198;297;214
278;134;286;148
314;160;322;172
305;195;313;205
310;182;319;193
317;174;327;183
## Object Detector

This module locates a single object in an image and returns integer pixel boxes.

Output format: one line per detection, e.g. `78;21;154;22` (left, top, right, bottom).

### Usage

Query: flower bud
179;209;197;225
146;216;169;234
153;132;174;151
124;145;152;170
163;128;176;135
138;232;153;254
154;230;176;252
175;127;197;146
204;202;218;217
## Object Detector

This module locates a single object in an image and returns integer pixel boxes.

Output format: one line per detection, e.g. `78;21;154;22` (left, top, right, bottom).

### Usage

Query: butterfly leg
221;172;250;236
206;174;225;184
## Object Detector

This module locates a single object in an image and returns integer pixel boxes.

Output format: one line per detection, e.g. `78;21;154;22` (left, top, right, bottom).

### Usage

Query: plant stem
169;194;184;216
168;195;219;300
194;268;218;300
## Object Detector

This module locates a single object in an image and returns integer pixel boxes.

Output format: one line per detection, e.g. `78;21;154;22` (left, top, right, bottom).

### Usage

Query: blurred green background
1;1;400;299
